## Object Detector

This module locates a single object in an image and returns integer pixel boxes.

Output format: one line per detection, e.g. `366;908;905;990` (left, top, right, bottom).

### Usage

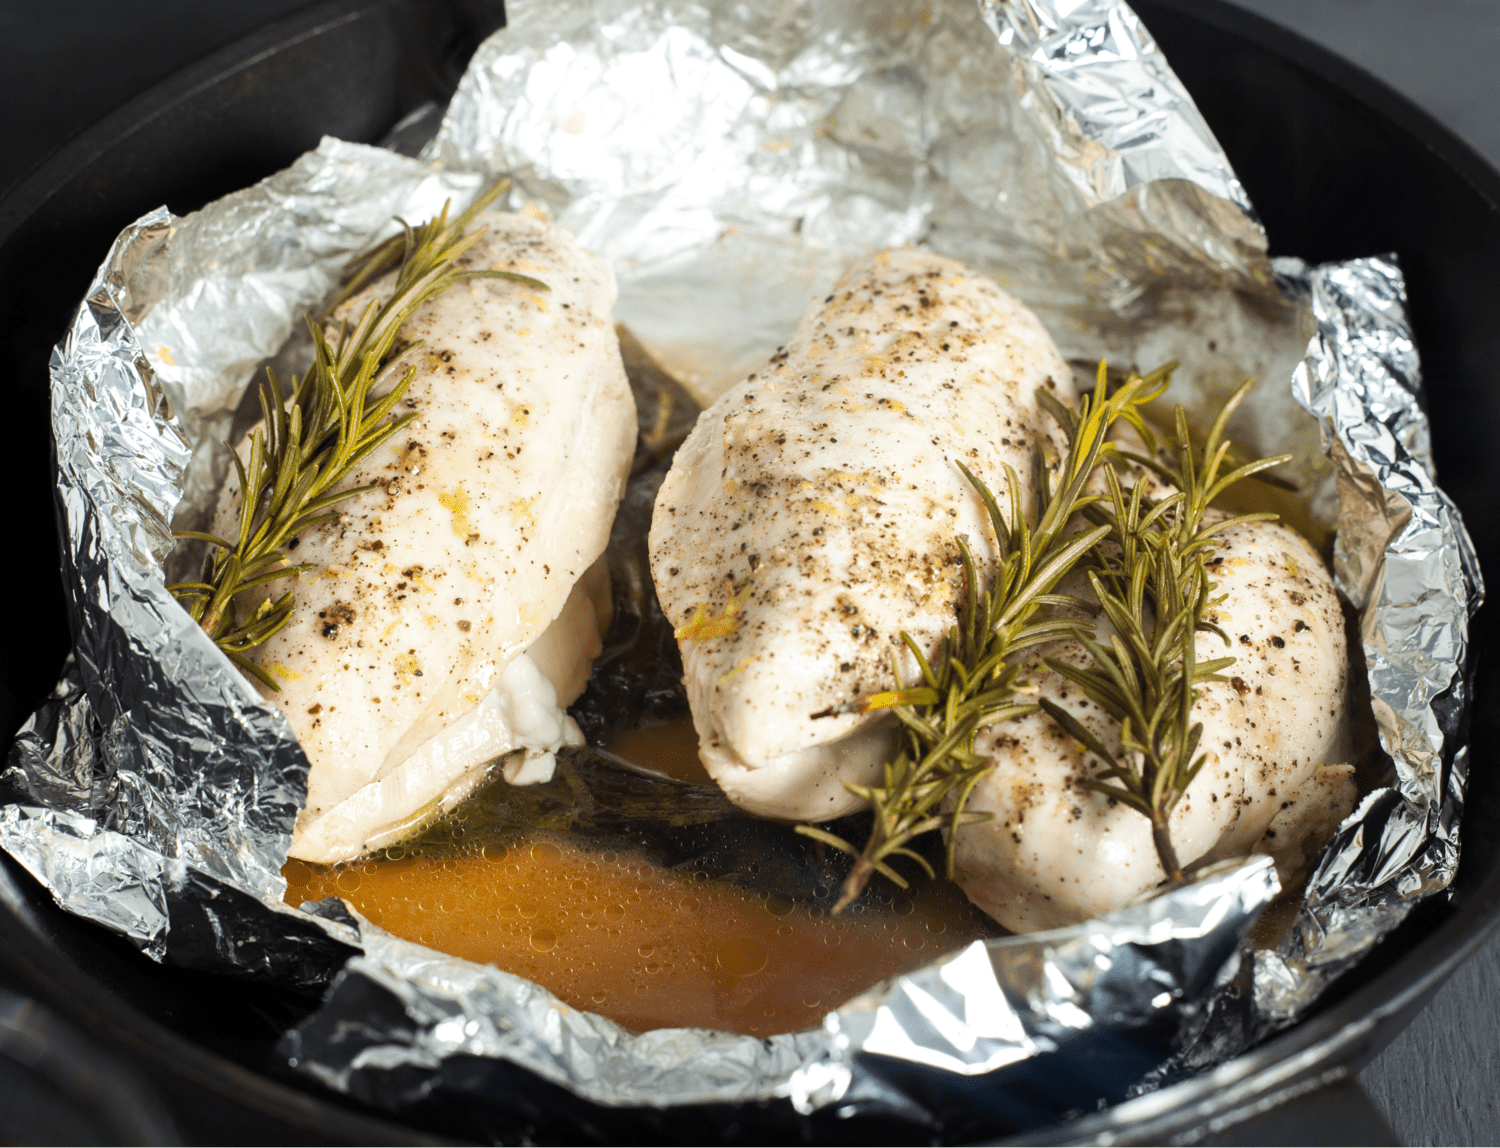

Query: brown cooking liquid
283;724;993;1038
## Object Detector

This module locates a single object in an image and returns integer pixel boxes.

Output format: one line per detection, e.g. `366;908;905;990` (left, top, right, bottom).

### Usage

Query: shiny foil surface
2;0;1481;1132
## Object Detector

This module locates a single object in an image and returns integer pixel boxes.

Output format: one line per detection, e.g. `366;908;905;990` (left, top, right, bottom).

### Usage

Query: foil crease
1254;255;1482;1023
1;0;1480;1131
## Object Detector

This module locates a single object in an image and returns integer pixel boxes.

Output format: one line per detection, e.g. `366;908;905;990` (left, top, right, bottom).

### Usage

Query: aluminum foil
1;0;1482;1134
1258;253;1481;1022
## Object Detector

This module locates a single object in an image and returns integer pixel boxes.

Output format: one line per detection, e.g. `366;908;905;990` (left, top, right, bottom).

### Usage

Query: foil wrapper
2;0;1481;1134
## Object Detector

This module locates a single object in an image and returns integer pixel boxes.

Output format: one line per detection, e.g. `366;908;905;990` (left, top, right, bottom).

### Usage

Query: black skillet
0;0;1493;1141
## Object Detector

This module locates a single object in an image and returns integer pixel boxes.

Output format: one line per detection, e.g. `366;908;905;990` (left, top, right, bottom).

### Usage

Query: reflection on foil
1;0;1480;1132
1258;255;1481;1024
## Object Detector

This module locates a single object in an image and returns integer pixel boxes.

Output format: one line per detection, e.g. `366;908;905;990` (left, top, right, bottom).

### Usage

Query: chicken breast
951;517;1354;932
213;211;636;864
648;249;1076;821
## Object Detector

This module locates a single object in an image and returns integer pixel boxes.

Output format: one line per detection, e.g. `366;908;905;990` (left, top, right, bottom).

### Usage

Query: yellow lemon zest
676;583;753;643
511;494;538;528
394;652;421;686
717;656;757;686
439;485;472;538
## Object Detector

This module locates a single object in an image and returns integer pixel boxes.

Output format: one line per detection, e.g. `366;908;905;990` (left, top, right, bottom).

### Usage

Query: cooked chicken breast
648;249;1077;821
951;517;1354;932
213;211;636;864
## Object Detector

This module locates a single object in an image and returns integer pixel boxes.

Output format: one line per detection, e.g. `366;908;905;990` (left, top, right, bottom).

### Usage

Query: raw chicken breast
952;517;1353;932
213;211;636;864
649;249;1076;821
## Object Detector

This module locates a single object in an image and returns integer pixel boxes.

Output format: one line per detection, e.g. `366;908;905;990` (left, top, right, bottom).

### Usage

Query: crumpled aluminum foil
1258;253;1480;1022
1;0;1482;1134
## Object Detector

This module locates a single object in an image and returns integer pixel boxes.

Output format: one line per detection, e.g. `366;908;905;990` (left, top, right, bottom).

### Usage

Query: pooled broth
283;821;990;1037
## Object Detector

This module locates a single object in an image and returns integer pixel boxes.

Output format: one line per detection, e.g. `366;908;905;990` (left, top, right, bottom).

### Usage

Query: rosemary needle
1039;378;1291;880
167;179;547;691
796;361;1172;913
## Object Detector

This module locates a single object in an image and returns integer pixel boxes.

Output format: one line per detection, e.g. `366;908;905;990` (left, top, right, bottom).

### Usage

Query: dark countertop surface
3;2;1498;1144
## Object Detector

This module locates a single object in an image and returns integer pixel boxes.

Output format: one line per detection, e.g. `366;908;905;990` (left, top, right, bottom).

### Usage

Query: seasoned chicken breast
214;211;636;864
952;517;1354;932
648;249;1076;821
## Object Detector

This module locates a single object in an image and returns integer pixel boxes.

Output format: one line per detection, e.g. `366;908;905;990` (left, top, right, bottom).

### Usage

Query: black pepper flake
457;620;472;632
1270;635;1285;648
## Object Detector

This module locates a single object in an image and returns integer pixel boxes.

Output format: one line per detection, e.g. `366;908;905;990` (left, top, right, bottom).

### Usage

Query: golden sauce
283;832;990;1038
607;717;712;785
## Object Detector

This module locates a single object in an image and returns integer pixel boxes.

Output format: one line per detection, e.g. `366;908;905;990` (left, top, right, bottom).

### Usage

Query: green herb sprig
168;179;546;690
1038;379;1290;879
796;361;1173;913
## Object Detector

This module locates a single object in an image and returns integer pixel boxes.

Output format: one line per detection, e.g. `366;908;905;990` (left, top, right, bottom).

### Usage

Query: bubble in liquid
926;919;947;934
765;893;794;917
605;904;626;919
801;994;821;1009
823;933;841;947
645;963;662;975
384;845;406;861
678;896;700;913
498;904;519;918
601;851;617;864
530;928;557;952
578;907;595;920
519;902;539;919
892;897;915;916
591;992;607;1004
531;841;562;865
283;861;312;887
716;938;768;977
481;843;508;863
335;869;362;893
439;894;458;913
903;933;925;949
776;924;793;936
638;945;655;957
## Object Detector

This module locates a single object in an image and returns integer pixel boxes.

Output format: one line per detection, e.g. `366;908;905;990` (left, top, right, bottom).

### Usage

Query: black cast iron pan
0;0;1494;1141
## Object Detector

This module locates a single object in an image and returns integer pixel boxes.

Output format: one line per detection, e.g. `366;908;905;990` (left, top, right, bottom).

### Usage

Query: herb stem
797;361;1174;912
168;179;545;689
1041;377;1292;883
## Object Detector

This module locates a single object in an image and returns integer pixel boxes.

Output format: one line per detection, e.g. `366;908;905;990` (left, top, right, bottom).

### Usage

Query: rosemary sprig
1038;379;1291;880
167;179;547;690
796;361;1173;913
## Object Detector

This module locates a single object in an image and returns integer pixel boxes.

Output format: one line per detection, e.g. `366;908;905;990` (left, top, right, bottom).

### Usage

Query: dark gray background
3;2;1498;1144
